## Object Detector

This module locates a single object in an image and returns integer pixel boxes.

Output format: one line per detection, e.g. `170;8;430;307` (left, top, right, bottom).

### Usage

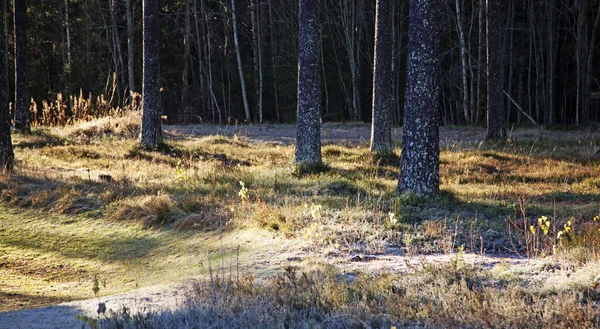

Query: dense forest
6;0;600;126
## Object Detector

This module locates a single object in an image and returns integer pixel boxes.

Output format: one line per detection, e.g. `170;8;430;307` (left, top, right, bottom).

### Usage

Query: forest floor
1;113;600;328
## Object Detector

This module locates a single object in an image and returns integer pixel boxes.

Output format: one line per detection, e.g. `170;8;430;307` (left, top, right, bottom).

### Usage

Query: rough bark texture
398;0;441;197
486;0;506;140
0;0;14;170
294;0;322;167
14;0;29;132
140;0;162;148
370;0;393;154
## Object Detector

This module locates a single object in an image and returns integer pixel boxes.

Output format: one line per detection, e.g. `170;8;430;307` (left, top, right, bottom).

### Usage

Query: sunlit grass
1;114;600;315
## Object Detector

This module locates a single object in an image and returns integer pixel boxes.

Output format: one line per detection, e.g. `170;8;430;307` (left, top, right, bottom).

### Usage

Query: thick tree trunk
294;0;321;167
126;0;136;92
140;0;162;148
231;0;251;123
398;0;442;197
370;0;393;154
0;0;13;170
14;0;29;132
486;0;506;140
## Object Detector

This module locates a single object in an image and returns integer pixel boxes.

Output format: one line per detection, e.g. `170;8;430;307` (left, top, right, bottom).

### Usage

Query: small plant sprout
238;181;249;204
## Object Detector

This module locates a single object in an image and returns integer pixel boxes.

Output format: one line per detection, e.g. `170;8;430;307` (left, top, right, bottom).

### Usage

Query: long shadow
0;291;75;313
0;304;82;329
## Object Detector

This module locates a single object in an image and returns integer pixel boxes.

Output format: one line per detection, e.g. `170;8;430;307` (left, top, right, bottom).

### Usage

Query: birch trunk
231;0;251;122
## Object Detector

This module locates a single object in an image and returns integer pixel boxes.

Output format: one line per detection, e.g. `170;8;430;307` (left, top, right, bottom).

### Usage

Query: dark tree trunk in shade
486;0;506;140
370;0;393;153
294;0;321;167
398;0;442;197
0;0;13;170
13;0;29;132
140;0;162;148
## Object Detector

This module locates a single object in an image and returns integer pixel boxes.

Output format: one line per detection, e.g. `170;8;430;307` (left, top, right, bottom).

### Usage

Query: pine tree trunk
140;0;162;148
231;0;251;123
126;0;136;92
398;0;442;196
370;0;393;154
0;0;13;170
294;0;322;167
13;0;29;132
486;0;506;140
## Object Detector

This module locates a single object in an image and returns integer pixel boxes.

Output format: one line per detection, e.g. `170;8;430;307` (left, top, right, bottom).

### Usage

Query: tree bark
0;0;13;170
486;0;506;140
294;0;322;167
14;0;29;132
140;0;162;148
231;0;251;123
250;0;263;122
398;0;442;196
370;0;393;154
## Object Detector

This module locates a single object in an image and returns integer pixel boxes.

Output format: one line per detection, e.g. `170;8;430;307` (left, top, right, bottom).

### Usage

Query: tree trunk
126;0;136;92
0;0;13;170
398;0;442;196
13;0;29;132
543;0;556;126
250;0;263;122
181;0;191;112
475;0;484;124
231;0;251;123
577;0;590;125
370;0;393;154
294;0;322;167
456;0;469;123
267;0;280;122
140;0;162;148
111;0;126;90
486;0;506;140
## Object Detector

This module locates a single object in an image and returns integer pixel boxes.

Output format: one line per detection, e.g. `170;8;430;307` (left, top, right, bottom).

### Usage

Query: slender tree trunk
586;0;600;123
544;0;556;126
126;0;136;92
486;0;506;140
64;0;72;95
13;0;29;132
0;0;13;170
64;0;72;68
231;0;251;122
475;0;484;124
111;0;126;89
578;0;590;125
250;0;263;122
398;0;442;196
505;0;515;124
294;0;321;167
140;0;162;148
370;0;393;153
456;0;470;123
181;0;191;114
267;0;280;121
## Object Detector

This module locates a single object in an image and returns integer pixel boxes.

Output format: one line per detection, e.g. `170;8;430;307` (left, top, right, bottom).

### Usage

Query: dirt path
0;249;536;329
